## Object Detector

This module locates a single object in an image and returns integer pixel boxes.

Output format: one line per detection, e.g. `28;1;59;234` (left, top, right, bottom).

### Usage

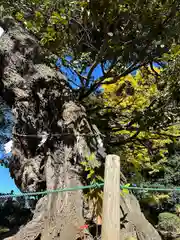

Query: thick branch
85;38;109;87
79;61;145;100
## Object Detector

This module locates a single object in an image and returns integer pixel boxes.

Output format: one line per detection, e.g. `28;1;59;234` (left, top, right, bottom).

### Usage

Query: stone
120;190;162;240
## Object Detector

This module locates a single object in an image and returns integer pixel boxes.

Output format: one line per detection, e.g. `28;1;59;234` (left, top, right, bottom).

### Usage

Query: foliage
2;0;180;98
88;62;180;179
133;54;180;208
125;53;180;217
121;184;130;196
175;204;180;216
81;151;130;218
80;152;103;218
0;196;33;237
133;152;180;226
81;152;100;180
0;226;9;233
102;67;163;173
157;212;180;232
83;51;180;220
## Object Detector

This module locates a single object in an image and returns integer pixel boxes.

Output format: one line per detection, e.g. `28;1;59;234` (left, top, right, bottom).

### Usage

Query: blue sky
0;167;20;193
56;57;104;88
0;103;20;193
0;60;162;194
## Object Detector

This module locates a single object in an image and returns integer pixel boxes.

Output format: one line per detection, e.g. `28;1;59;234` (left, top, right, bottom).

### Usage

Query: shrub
158;212;180;233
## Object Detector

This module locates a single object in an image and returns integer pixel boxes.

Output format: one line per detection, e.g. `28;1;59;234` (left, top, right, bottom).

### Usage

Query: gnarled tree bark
0;16;101;240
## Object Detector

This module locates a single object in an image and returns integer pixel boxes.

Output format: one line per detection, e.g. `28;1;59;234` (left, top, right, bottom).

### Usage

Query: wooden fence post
101;154;120;240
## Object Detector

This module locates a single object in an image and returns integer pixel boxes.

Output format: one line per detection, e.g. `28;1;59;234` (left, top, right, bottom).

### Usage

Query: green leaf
96;175;104;182
51;12;68;25
15;12;24;21
88;152;96;161
122;183;130;194
35;11;42;18
80;161;87;166
87;170;94;179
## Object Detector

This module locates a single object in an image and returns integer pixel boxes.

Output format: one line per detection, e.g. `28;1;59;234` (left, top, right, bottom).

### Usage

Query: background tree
83;46;180;233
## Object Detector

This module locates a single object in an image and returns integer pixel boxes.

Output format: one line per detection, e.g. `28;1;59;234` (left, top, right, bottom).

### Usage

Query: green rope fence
1;183;180;199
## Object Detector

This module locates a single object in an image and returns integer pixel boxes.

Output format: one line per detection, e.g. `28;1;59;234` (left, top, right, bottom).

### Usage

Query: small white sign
4;140;13;154
0;27;4;38
38;132;48;147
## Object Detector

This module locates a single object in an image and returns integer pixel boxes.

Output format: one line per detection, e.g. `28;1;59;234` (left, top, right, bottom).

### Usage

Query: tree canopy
1;0;180;98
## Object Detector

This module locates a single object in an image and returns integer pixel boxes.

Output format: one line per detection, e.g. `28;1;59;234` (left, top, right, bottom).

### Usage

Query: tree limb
150;62;160;77
85;38;109;87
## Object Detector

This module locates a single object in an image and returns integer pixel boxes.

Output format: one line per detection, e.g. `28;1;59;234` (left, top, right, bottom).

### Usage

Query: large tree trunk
0;17;102;240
